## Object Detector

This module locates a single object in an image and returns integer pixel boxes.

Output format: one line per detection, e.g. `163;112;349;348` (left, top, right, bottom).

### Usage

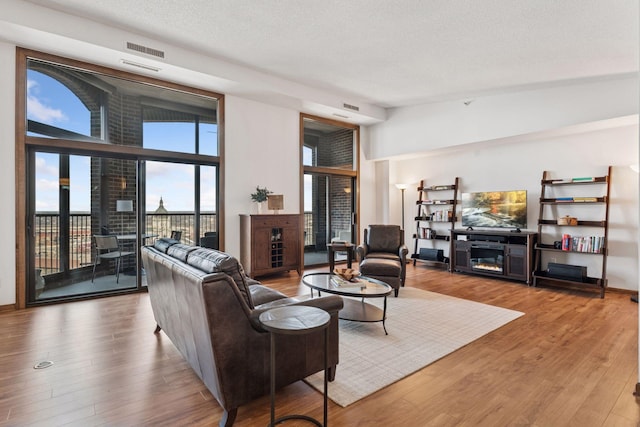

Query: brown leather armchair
356;225;408;297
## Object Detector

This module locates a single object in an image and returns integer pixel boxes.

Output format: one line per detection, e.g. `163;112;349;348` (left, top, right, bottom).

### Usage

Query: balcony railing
34;212;217;276
34;212;317;276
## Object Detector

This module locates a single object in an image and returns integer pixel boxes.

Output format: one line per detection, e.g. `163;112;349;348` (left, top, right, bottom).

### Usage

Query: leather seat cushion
360;258;402;276
365;252;401;261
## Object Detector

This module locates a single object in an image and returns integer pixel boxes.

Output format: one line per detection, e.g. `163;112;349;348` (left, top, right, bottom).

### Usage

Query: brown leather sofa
356;225;409;297
141;239;343;427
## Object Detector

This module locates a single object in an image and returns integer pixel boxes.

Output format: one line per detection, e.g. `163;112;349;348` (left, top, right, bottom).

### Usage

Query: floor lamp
395;184;408;230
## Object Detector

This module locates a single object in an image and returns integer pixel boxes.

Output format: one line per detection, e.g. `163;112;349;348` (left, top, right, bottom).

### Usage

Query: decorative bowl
334;268;360;281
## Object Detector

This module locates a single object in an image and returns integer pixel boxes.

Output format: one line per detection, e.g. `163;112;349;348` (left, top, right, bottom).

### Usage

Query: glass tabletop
302;272;392;298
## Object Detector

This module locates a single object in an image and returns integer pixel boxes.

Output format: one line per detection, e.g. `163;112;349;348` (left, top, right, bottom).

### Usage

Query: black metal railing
35;212;217;276
304;211;313;247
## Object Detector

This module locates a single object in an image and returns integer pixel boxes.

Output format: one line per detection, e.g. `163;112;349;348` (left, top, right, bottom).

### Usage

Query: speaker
547;262;587;281
419;248;444;261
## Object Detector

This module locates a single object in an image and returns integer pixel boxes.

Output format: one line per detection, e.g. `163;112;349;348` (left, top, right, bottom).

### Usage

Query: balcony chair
200;232;218;249
170;230;182;241
356;225;408;297
92;235;135;283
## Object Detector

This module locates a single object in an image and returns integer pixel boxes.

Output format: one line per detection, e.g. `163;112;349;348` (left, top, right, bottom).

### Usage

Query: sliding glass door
301;115;359;267
30;152;140;301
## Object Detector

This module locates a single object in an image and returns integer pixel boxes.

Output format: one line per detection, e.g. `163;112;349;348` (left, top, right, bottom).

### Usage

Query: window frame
15;47;225;308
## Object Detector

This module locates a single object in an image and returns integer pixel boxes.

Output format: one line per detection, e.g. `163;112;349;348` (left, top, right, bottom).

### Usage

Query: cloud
27;79;67;124
36;155;59;178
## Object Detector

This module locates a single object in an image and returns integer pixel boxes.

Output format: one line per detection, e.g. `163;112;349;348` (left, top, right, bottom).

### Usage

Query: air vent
126;42;165;59
342;103;360;112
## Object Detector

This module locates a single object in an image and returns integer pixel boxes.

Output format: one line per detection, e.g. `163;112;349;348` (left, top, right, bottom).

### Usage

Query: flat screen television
461;190;527;230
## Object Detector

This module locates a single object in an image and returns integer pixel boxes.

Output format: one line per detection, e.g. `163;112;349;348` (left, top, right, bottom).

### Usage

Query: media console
452;229;538;284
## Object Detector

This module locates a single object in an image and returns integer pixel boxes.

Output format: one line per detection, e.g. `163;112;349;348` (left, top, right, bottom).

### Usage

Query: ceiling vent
126;42;165;59
342;103;360;112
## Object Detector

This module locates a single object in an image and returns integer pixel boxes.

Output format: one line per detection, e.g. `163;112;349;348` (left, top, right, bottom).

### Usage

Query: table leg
382;295;388;335
323;327;328;426
328;247;335;272
346;249;353;269
270;332;276;426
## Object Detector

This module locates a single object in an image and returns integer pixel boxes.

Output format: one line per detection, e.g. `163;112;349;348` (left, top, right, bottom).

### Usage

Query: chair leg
91;254;98;283
115;257;120;283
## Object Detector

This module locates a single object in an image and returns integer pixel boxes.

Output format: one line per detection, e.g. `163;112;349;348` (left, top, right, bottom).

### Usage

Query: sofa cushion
153;237;180;253
186;248;253;308
249;284;287;306
167;243;199;262
365;252;401;261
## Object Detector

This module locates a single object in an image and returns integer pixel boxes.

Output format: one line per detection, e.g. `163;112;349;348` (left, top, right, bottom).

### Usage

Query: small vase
257;202;263;214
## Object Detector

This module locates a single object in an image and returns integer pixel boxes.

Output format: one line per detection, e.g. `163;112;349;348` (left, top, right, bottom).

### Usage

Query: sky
28;70;217;213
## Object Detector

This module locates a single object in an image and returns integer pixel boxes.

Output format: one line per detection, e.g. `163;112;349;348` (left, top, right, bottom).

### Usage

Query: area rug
304;287;524;407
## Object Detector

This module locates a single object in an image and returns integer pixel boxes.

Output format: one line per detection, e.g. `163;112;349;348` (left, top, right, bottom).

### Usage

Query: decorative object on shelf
250;186;272;214
411;178;459;271
556;215;578;225
532;167;611;298
267;194;284;214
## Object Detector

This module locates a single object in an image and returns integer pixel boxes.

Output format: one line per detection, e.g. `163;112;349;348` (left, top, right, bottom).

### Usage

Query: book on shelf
572;197;598;202
572;177;595;182
560;234;604;253
555;197;574;202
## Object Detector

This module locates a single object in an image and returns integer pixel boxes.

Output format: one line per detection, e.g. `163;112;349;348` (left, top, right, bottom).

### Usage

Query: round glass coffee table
302;272;392;335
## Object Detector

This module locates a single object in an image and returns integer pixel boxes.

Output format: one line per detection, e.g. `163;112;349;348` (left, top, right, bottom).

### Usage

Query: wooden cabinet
411;178;459;271
532;167;611;298
452;229;537;284
240;214;302;279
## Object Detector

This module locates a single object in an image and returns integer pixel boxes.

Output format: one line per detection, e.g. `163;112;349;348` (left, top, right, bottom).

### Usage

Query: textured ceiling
25;0;639;108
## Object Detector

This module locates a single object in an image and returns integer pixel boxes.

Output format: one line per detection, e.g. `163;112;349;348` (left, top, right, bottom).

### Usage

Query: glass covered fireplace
470;243;504;274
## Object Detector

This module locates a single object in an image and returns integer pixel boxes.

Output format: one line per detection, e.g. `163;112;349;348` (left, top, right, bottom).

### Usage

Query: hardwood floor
0;265;638;426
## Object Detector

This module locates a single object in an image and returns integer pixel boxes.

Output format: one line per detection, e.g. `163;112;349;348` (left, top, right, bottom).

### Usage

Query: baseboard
0;303;16;313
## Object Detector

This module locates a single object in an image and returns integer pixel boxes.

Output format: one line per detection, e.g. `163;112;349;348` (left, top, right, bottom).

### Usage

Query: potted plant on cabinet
250;186;272;214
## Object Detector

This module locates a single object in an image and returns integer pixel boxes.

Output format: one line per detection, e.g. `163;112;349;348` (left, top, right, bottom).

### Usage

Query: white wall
387;125;639;291
368;76;638;159
0;41;16;306
224;95;301;258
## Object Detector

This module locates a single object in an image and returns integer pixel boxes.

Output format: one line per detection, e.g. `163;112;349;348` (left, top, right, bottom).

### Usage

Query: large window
16;49;223;307
301;114;359;267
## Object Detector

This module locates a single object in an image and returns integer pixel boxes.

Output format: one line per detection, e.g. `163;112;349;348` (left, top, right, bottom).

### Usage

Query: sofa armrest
356;244;367;262
398;244;409;261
